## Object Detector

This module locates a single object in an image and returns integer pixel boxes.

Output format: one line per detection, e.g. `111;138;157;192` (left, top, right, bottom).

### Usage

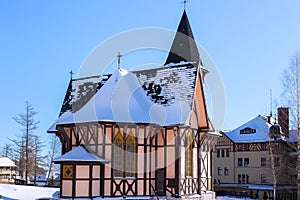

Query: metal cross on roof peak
69;70;74;80
117;52;122;69
182;0;190;10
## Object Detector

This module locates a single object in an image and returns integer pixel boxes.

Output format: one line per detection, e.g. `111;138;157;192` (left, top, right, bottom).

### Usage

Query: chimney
277;107;289;137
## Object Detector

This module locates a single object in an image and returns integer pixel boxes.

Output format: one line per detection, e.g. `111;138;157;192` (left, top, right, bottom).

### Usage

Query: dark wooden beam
89;164;93;197
100;163;105;197
175;127;180;196
72;163;76;198
143;125;147;195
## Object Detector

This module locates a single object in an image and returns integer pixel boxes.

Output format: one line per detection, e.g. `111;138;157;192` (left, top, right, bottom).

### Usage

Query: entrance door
156;168;165;196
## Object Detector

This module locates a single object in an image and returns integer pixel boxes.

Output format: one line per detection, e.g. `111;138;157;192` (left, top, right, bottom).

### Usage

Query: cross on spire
182;0;189;10
117;52;122;69
69;70;74;80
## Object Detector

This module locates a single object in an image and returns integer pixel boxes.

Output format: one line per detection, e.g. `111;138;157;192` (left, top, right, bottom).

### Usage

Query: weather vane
182;0;190;10
117;52;122;69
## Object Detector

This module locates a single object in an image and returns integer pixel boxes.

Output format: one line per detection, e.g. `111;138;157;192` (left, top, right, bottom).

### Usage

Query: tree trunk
25;104;29;185
296;56;300;200
298;134;300;199
46;160;53;186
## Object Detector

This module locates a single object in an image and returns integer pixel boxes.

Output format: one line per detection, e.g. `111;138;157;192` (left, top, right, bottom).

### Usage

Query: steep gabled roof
165;10;201;68
59;74;111;116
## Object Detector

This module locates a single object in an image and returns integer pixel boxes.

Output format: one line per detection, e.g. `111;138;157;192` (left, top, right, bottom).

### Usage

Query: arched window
113;129;124;178
113;128;137;178
185;130;193;177
125;134;136;177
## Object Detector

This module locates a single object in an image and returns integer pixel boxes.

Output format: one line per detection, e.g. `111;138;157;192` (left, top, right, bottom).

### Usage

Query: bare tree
281;53;300;198
31;135;47;185
1;144;13;158
9;138;25;180
282;53;300;129
12;101;39;184
46;134;61;186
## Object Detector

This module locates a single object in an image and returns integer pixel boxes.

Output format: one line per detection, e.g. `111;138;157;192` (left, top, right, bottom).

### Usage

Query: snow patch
0;184;59;200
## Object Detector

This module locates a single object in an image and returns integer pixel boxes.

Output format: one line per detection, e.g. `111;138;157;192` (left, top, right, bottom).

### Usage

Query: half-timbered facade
49;11;220;199
212;108;297;200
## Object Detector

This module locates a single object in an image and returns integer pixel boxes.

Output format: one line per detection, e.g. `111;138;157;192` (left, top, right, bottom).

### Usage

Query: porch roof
54;145;110;164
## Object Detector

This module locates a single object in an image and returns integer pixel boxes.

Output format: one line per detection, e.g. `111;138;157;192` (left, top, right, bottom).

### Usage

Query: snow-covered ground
216;197;251;200
0;184;248;200
0;184;59;200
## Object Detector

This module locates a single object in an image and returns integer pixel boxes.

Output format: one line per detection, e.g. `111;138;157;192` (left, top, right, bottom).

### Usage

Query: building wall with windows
213;135;234;184
214;140;294;185
234;151;274;184
0;157;16;184
212;112;297;200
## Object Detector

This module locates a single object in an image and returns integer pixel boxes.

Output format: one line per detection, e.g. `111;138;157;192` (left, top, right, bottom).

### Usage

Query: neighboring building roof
223;115;298;143
0;157;16;167
35;172;60;181
53;145;110;164
35;174;47;181
223;115;272;143
286;129;298;143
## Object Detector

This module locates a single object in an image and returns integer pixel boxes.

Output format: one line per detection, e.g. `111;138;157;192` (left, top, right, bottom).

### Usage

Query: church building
48;11;220;199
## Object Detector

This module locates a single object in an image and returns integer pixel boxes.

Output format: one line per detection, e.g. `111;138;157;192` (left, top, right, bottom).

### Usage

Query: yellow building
212;108;297;200
0;157;16;184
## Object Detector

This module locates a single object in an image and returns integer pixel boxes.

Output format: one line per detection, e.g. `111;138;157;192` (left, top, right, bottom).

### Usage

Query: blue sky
1;0;300;152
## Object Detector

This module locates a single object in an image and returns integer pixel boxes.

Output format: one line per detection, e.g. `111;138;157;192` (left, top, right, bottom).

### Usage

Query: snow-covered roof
223;115;272;143
223;115;298;143
0;157;16;167
35;174;47;181
49;64;196;129
53;145;110;163
286;129;298;143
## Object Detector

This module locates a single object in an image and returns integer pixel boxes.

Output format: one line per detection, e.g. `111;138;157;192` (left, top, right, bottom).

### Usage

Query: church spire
165;10;201;67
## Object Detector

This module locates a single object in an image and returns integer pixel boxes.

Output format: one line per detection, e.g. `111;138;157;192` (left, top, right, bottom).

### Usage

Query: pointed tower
165;10;201;67
164;11;209;130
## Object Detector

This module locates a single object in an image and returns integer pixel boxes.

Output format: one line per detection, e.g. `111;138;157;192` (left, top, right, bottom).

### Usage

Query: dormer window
240;127;256;134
